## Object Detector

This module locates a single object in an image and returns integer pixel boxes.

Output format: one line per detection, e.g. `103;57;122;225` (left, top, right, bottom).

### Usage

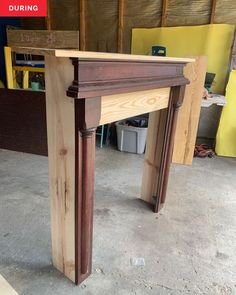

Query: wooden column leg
45;56;76;282
74;97;101;284
46;55;100;285
141;86;186;213
75;128;96;284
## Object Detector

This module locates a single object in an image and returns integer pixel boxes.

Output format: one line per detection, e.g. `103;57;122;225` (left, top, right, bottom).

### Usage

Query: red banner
0;0;47;17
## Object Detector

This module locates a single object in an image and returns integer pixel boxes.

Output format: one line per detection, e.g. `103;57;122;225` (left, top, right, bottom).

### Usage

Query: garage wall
20;0;236;53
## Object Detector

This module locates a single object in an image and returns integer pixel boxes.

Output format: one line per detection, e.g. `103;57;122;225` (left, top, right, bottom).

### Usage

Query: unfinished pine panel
172;56;207;164
12;46;194;63
45;56;75;282
141;110;168;204
100;88;170;125
0;275;18;295
7;30;79;49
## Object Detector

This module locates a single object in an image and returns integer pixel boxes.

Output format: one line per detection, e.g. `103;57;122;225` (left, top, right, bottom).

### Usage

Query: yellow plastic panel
132;24;235;93
215;70;236;157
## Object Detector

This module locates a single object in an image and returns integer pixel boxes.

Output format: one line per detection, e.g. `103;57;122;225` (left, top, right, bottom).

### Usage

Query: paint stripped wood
210;0;217;24
45;56;75;282
0;275;18;295
12;47;194;63
7;30;80;49
80;0;86;50
161;0;169;27
100;88;169;125
172;56;207;164
141;109;168;204
118;0;125;53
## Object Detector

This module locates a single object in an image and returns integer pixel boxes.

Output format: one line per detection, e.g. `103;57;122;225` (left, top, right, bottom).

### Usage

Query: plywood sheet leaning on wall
172;56;208;164
131;24;235;94
7;30;79;49
215;70;236;157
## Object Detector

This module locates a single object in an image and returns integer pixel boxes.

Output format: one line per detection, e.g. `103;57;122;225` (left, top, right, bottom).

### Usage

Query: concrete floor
0;147;236;295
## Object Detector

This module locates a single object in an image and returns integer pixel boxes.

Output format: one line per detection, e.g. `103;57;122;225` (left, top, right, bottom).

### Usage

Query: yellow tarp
131;24;235;93
215;70;236;157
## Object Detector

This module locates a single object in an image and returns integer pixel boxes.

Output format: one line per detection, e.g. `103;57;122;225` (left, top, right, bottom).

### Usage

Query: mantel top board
12;47;194;63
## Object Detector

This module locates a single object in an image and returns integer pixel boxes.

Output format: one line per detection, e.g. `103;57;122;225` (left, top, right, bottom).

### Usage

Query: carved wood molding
67;58;189;98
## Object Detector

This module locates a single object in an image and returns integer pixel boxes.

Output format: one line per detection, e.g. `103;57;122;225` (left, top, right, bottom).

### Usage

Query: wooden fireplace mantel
12;47;193;285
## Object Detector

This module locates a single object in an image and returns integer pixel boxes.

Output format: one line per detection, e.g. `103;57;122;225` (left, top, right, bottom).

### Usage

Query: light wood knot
60;148;68;156
148;98;156;105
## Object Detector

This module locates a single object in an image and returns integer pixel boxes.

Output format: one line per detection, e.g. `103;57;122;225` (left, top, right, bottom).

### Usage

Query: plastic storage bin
115;121;148;154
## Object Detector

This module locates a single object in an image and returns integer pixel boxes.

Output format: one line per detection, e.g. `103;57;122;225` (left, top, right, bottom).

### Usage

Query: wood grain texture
45;56;75;282
0;275;18;295
12;46;194;63
100;88;170;125
172;56;207;165
7;30;79;49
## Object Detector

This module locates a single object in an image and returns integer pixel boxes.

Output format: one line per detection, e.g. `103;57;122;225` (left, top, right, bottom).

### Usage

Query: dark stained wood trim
74;98;101;285
67;58;189;98
154;86;186;212
76;97;101;130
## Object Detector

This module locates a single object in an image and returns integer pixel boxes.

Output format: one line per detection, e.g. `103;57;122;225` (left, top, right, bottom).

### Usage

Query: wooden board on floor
0;275;18;295
45;56;75;282
7;30;79;49
172;56;208;164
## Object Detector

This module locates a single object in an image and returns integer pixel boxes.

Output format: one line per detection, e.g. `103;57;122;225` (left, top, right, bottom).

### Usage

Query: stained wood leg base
75;128;96;285
141;86;186;213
